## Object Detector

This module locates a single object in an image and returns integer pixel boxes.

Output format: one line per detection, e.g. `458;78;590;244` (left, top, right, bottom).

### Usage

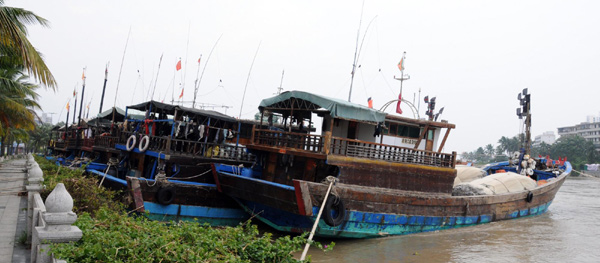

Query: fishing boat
107;100;256;225
212;90;570;238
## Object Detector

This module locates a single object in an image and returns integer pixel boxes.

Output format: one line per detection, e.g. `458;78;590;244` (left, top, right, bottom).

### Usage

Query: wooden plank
437;128;451;153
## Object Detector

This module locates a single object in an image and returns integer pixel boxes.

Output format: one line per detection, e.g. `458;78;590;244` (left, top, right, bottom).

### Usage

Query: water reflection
309;177;600;263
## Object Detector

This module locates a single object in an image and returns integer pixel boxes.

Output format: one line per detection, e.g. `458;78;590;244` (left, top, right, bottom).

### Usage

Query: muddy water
308;176;600;263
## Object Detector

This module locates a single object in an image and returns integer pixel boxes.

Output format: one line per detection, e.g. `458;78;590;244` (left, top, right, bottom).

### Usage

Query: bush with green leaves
34;156;333;262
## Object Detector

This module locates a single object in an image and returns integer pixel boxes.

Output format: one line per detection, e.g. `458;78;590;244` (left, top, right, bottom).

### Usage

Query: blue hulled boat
213;90;570;238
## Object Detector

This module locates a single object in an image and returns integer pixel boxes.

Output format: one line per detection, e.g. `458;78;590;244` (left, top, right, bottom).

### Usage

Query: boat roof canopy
259;90;387;124
127;100;237;123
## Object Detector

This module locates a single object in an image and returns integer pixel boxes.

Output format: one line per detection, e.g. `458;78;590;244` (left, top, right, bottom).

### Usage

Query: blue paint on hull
238;199;554;239
87;169;127;186
143;201;248;226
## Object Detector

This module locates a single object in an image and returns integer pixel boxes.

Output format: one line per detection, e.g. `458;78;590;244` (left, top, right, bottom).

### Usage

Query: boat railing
118;131;254;162
54;141;66;149
330;137;456;168
82;138;94;148
94;136;117;148
66;138;79;148
170;138;255;162
253;129;324;153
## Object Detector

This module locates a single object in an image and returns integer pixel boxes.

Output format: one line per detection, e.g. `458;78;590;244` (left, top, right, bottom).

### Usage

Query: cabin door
425;129;434;151
347;121;358;139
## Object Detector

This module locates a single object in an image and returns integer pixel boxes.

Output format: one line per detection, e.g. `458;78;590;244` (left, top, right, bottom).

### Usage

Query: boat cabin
248;91;457;193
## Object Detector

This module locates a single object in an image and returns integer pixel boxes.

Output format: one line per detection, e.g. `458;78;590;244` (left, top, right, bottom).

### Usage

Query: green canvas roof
259;90;386;124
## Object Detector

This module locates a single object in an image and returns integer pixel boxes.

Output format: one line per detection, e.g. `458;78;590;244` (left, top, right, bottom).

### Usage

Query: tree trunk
0;136;5;156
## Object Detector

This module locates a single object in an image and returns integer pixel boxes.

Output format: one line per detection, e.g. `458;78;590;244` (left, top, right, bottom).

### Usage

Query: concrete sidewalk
0;158;29;263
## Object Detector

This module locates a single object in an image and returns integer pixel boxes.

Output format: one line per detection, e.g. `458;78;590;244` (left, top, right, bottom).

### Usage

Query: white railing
26;155;82;263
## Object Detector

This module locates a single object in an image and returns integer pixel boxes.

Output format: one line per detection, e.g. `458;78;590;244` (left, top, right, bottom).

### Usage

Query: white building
557;114;600;151
533;131;556;146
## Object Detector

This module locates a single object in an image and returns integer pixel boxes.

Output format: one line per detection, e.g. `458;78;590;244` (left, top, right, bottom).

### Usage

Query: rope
169;169;211;180
573;170;600;179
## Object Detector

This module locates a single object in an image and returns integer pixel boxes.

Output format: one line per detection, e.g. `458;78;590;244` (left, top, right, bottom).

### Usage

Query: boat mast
516;88;531;155
347;0;366;102
98;63;109;114
77;68;85;127
192;34;222;108
111;27;131;134
277;70;284;95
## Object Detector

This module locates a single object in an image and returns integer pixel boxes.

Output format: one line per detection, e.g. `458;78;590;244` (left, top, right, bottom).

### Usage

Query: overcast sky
12;0;600;154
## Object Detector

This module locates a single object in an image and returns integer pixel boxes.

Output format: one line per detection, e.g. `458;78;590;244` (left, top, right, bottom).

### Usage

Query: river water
308;176;600;263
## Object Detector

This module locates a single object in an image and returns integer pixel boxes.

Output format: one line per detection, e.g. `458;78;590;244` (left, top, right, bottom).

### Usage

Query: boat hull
127;177;248;226
215;162;570;238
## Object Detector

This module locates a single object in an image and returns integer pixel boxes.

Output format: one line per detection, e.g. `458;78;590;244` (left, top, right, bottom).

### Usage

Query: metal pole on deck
300;179;335;261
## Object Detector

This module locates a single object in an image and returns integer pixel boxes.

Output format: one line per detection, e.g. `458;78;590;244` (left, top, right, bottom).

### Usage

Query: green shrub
34;156;332;262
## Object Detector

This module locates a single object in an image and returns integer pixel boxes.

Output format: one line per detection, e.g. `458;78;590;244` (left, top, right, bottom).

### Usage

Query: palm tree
0;64;40;156
0;0;56;89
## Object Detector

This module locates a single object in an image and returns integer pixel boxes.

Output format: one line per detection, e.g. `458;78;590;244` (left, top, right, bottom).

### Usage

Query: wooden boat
213;90;570;238
111;100;255;225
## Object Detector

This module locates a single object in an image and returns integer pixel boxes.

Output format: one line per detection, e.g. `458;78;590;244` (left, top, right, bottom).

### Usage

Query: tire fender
323;195;346;226
157;187;176;205
139;135;150;152
126;135;137;151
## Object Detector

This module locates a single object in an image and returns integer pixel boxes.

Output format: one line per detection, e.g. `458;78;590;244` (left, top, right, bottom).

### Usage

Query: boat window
384;121;420;139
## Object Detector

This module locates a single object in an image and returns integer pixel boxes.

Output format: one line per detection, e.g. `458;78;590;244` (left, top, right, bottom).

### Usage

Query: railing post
250;125;256;145
31;183;82;263
323;131;331;155
26;157;44;243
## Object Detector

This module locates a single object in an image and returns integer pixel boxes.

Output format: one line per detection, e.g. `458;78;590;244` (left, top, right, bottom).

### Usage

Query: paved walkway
0;158;29;263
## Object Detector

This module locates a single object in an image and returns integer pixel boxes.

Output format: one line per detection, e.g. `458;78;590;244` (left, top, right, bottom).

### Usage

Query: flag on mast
367;97;373;108
66;101;70;111
179;88;184;99
176;59;182;71
396;93;403;114
397;58;405;71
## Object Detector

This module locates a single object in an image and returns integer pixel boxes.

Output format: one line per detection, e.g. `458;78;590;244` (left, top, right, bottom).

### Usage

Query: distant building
533;131;556;146
557;113;600;151
40;113;53;124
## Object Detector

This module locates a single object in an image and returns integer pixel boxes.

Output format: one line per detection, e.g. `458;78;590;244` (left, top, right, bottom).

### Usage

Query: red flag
179;88;184;99
396;93;402;114
397;58;404;71
198;57;201;64
176;59;182;71
73;89;76;97
367;97;373;109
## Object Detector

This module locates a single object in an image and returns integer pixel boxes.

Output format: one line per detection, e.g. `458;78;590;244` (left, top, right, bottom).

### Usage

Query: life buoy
126;135;137;151
526;191;534;203
157;187;176;205
323;195;346;226
139;135;150;152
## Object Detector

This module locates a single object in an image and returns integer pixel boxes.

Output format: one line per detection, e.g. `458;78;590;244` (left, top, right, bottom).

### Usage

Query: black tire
106;166;118;177
323;195;346;226
526;191;534;203
157;187;176;205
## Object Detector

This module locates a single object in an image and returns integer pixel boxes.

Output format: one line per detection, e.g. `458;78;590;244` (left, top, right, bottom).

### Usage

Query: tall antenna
111;27;131;132
236;42;261;147
150;53;163;101
193;34;223;108
348;0;366;102
276;70;285;95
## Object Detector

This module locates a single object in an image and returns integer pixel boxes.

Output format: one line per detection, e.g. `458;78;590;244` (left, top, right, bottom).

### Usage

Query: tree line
460;134;600;170
1;1;55;156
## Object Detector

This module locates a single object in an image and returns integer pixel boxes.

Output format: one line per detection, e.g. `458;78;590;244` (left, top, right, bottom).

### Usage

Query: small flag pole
394;52;410;114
